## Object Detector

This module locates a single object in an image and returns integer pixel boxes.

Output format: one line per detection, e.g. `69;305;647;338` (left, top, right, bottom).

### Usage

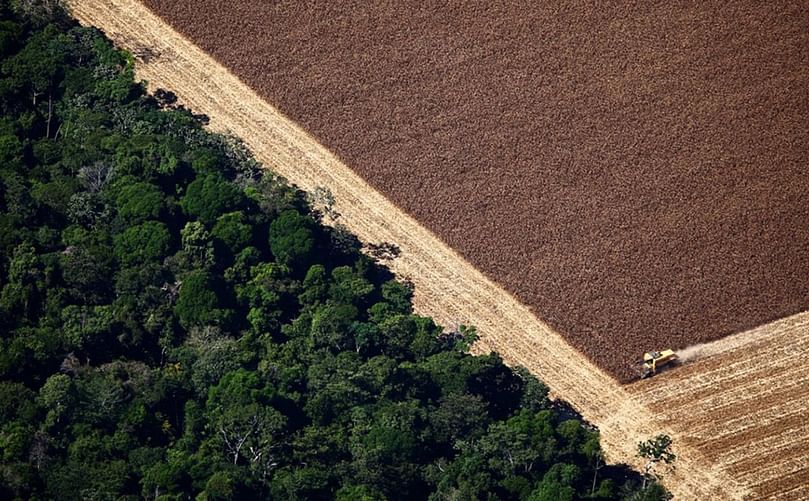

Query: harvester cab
640;349;679;379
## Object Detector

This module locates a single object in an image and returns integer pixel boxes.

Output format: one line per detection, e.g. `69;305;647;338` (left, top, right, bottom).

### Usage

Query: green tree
212;211;252;257
2;172;37;222
375;314;418;360
75;371;126;427
298;264;328;307
348;403;422;496
179;220;215;270
1;24;69;137
0;381;37;424
60;241;114;304
237;261;295;336
309;303;358;352
113;220;171;267
201;471;234;501
0;242;44;321
268;209;314;270
429;392;488;446
61;304;116;352
175;271;223;329
181;173;243;224
244;171;298;219
515;366;550;412
31;176;80;215
380;279;413;314
186;326;243;397
115;181;164;223
37;373;76;428
527;463;579;501
10;0;68;26
329;265;374;306
335;484;385;501
637;434;675;490
205;370;286;469
223;246;261;285
476;410;558;476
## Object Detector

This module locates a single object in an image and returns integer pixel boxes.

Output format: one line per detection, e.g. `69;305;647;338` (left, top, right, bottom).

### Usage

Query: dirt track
65;1;809;498
137;0;809;381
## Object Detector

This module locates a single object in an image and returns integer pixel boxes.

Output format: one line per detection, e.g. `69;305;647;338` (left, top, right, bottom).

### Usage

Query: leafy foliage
269;209;315;270
182;173;244;224
114;181;164;223
636;434;676;494
113;220;171;266
0;4;661;500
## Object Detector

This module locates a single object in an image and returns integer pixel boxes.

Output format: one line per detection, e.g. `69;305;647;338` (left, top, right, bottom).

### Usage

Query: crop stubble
138;0;809;381
65;0;808;499
630;313;809;499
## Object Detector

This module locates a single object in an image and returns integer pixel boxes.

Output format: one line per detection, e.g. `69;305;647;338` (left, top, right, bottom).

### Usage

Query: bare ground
65;0;809;498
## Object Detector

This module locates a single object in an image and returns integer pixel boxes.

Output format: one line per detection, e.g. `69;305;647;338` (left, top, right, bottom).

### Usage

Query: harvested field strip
730;432;809;477
641;343;799;399
776;485;809;501
663;368;790;416
658;375;804;426
696;401;805;441
739;446;809;495
642;362;792;413
629;314;809;403
65;0;807;499
701;411;807;455
762;474;809;500
719;424;809;469
630;313;809;403
646;352;792;405
627;311;809;499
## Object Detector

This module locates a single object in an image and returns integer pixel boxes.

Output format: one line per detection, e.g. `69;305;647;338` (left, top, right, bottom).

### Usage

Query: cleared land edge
64;0;768;498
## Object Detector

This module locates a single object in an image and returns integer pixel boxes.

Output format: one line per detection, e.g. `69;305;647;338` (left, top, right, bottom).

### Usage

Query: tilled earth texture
141;0;809;381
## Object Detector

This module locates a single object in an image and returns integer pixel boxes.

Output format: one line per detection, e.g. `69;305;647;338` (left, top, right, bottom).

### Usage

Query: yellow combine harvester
640;349;679;379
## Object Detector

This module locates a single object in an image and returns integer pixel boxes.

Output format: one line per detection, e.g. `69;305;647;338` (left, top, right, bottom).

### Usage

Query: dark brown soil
141;0;809;381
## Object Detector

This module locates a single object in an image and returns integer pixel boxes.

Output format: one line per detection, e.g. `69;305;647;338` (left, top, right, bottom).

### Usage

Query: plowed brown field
65;0;809;499
140;0;809;381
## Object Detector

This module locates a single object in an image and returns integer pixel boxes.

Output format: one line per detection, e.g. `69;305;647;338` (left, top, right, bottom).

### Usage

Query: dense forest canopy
0;2;668;500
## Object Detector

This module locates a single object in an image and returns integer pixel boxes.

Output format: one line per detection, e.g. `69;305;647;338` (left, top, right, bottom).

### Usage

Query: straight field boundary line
66;0;751;498
630;310;809;399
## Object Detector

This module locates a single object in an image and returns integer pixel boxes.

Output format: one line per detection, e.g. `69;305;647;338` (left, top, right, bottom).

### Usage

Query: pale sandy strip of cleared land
65;0;808;498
